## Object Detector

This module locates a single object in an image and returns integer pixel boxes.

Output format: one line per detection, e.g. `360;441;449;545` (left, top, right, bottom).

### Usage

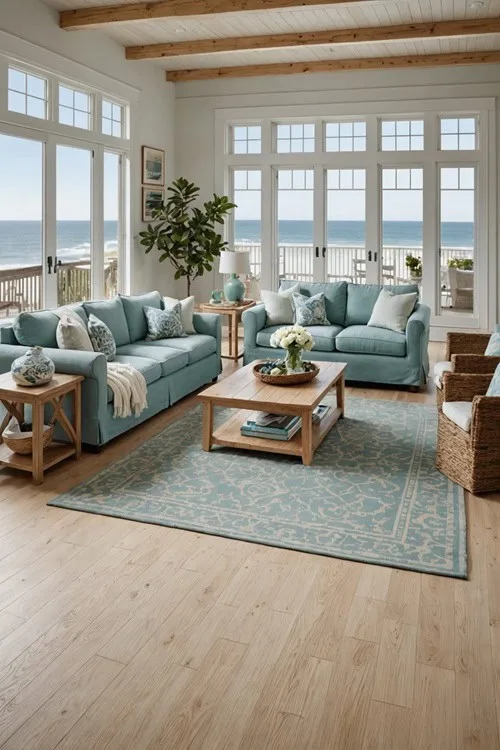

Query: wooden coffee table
198;361;346;466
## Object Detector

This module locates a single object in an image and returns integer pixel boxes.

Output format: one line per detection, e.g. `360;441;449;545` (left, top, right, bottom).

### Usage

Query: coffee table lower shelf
211;406;342;462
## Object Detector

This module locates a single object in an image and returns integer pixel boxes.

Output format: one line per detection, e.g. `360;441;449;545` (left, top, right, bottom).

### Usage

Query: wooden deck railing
0;258;118;315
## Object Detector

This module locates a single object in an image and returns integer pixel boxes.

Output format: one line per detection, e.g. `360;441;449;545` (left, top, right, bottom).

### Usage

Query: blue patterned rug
49;398;466;578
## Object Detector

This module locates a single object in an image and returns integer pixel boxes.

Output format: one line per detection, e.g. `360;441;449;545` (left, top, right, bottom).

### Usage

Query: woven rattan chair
435;331;500;408
436;372;500;493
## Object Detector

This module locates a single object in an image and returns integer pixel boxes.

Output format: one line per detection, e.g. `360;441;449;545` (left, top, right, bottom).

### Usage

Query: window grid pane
102;99;124;139
380;120;424;151
58;84;92;130
440;116;477;150
232;125;261;154
276;123;315;153
325;121;366;152
8;68;47;120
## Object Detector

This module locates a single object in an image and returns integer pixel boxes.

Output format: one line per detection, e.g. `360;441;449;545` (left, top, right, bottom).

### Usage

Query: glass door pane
326;169;366;283
104;152;120;299
233;169;262;280
276;169;314;283
0;134;44;313
56;144;92;306
382;168;423;286
439;167;475;316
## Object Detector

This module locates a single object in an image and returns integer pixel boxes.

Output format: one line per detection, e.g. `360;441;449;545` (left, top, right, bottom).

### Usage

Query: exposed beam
165;49;500;82
60;0;374;29
127;18;500;60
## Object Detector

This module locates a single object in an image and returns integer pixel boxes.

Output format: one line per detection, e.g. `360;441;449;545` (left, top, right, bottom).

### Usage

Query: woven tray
253;364;319;386
3;424;54;455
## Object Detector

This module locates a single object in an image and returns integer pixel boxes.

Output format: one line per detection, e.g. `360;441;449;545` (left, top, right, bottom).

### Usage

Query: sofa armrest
442;372;492;402
451;353;500;374
471;394;500;444
406;303;430;372
242;304;266;350
192;312;222;360
445;331;490;359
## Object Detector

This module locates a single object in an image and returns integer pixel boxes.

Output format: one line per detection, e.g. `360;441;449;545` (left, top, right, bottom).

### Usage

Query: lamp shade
219;250;250;276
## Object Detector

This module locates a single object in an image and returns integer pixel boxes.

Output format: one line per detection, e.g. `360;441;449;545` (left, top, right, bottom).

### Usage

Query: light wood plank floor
0;341;498;749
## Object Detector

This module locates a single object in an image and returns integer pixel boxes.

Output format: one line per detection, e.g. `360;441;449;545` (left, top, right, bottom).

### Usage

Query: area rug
49;398;466;578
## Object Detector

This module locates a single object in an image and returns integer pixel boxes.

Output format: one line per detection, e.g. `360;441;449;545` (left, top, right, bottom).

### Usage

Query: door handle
47;255;53;275
374;252;378;262
322;247;326;258
368;251;372;262
315;246;319;258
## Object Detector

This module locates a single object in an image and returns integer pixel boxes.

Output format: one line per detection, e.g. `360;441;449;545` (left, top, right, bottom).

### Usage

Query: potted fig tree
139;177;236;296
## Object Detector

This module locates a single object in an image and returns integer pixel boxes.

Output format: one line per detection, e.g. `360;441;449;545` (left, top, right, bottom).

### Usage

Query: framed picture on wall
142;146;165;186
142;188;165;221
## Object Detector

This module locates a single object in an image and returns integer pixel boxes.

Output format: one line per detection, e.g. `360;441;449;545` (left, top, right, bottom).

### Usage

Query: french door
0;127;127;315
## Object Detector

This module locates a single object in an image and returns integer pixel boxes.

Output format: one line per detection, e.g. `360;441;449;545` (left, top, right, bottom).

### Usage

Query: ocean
0;219;473;270
235;219;474;248
0;221;119;269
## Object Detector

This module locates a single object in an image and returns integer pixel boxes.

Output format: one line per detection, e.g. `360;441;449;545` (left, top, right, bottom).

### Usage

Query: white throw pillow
261;284;300;326
163;295;195;334
367;289;418;334
56;309;93;351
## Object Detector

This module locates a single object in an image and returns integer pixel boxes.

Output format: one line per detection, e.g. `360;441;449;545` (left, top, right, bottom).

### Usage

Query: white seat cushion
434;360;453;389
442;401;473;433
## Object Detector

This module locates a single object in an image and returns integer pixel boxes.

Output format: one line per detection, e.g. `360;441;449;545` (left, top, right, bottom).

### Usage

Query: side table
199;301;256;362
0;372;83;485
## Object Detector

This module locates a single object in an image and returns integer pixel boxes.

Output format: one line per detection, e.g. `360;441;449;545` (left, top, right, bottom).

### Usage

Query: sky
0;134;119;221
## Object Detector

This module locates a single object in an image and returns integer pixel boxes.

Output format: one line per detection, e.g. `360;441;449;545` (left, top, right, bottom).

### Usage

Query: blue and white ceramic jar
11;346;55;387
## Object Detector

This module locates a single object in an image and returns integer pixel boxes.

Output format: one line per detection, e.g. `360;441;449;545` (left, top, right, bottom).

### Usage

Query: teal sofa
0;291;221;448
243;281;430;388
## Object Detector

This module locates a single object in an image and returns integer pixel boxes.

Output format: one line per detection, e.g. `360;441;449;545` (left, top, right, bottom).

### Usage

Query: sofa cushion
107;354;163;402
280;281;347;327
442;401;473;433
261;284;299;326
257;324;342;352
116;343;189;377
84;297;130;347
345;284;419;327
120;291;162;342
335;325;406;357
367;289;418;333
292;292;329;326
144;334;216;364
434;360;453;389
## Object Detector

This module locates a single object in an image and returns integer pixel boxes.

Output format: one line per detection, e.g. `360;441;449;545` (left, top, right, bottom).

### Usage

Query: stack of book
240;404;330;441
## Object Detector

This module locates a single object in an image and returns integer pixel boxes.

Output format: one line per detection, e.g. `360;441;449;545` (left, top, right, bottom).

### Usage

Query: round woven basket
3;424;54;455
253;363;319;386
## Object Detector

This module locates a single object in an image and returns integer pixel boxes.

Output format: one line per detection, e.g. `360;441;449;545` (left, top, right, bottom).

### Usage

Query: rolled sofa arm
192;312;222;362
242;304;266;350
406;303;430;372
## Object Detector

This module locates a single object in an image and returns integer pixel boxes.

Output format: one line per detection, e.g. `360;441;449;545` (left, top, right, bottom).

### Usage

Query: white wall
175;64;500;326
0;0;176;296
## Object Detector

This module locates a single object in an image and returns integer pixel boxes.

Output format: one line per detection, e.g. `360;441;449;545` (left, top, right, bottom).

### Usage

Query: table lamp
219;250;250;303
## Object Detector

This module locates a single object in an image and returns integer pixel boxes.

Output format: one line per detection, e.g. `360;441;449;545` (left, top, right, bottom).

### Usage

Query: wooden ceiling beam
60;0;375;29
127;17;500;59
165;49;500;82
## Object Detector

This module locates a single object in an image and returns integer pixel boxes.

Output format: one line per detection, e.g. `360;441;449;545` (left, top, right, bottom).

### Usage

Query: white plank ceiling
41;0;500;71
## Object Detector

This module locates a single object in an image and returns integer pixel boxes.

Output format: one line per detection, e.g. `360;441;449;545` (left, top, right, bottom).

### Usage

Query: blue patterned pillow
87;313;116;362
144;303;186;341
292;293;329;326
485;331;500;356
487;364;500;396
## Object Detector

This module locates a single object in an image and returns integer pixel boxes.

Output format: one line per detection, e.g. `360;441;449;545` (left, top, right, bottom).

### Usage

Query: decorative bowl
253;362;319;386
3;424;54;455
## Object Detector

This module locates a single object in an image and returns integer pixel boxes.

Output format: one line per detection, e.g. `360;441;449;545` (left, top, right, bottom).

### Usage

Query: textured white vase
11;346;55;387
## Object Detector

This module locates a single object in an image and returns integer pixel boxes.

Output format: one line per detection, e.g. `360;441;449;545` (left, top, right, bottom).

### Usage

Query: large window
0;59;130;314
222;103;490;330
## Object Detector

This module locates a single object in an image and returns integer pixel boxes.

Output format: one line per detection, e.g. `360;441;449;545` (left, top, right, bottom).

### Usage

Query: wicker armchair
435;331;500;408
436;372;500;493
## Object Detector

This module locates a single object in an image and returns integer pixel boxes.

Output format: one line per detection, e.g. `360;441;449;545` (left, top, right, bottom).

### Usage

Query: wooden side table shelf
199;300;256;362
0;372;83;485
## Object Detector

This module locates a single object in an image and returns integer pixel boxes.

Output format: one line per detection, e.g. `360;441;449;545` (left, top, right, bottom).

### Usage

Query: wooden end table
0;372;83;485
198;361;346;466
199;301;256;362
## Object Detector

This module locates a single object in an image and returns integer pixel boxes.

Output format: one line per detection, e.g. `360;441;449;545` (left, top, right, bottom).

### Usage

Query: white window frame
215;98;496;337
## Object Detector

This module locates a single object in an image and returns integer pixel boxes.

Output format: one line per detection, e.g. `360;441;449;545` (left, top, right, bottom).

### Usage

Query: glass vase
284;345;304;374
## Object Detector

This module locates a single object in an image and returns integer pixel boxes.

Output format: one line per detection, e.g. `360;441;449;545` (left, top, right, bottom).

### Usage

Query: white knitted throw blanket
106;361;148;419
